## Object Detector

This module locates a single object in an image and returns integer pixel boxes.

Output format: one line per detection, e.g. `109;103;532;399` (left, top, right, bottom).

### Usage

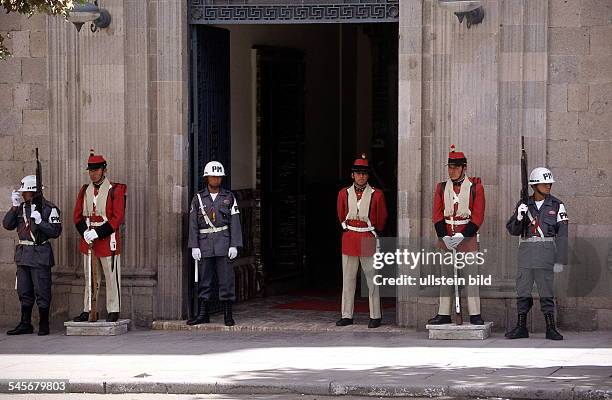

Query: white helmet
18;175;43;192
203;161;226;177
529;167;555;184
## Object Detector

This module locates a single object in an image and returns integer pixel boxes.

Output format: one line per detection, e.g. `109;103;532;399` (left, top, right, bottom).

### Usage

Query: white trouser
438;261;480;315
82;254;121;313
341;255;381;319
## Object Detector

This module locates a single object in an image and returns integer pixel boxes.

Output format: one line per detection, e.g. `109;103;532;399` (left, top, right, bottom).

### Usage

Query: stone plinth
426;322;493;340
64;319;131;336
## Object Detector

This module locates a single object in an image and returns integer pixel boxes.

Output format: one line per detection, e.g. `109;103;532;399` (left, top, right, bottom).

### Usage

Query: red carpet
273;298;395;313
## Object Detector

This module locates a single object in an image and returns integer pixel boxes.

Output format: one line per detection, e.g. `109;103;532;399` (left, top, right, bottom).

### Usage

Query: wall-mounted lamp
438;0;485;29
67;1;111;33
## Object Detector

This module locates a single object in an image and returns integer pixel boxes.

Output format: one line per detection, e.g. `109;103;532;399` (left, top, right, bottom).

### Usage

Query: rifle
32;148;45;244
86;216;99;322
520;136;529;238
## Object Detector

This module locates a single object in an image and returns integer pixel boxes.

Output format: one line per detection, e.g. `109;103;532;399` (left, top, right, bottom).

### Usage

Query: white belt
89;221;105;227
18;240;48;246
346;225;375;233
199;225;228;234
445;219;470;225
520;237;555;243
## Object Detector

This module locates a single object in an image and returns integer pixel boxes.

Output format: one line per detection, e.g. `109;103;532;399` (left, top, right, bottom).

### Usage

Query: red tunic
73;182;126;257
432;177;485;252
337;186;388;257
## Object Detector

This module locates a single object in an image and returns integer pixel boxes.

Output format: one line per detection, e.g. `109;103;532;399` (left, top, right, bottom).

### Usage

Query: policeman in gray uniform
187;161;243;326
506;167;566;340
3;175;62;336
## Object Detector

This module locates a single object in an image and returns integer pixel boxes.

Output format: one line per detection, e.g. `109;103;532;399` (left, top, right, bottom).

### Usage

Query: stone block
0;58;21;83
0;110;21;136
20;14;46;31
567;84;588;111
579;55;612;84
21;58;46;84
558;307;598;331
6;31;29;58
596;309;612;330
0;84;12;108
547;84;567;112
29;30;47;58
12;135;48;162
550;0;581;27
549;27;589;55
64;319;130;336
426;322;493;340
588;140;612;168
578;112;612;140
590;26;612;55
548;139;588;168
547;112;579;140
549;56;579;84
589;83;612;115
580;0;612;26
0;136;13;161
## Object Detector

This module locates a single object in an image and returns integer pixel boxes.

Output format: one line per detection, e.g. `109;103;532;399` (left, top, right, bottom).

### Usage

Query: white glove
191;248;201;261
11;191;20;207
30;205;42;225
448;232;464;249
442;236;453;250
84;229;99;243
516;203;528;221
228;247;238;260
553;263;565;273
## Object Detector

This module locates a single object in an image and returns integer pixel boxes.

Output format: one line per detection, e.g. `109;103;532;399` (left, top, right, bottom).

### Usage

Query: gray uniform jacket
506;195;568;268
2;200;62;268
188;188;243;257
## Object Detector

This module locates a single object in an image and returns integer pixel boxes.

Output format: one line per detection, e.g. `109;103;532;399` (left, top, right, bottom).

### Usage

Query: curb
51;380;611;399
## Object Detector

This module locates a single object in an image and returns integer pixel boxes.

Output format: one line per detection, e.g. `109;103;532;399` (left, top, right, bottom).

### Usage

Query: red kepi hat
352;153;370;172
86;148;107;170
447;144;467;166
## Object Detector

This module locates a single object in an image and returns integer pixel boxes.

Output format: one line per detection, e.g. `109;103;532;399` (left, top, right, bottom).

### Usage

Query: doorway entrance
189;4;399;322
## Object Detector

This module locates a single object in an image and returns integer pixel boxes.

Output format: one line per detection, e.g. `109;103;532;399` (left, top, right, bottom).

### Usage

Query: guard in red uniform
428;145;486;325
336;154;388;328
72;149;127;323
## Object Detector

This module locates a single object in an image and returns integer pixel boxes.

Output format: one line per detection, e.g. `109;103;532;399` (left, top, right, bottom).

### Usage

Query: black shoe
38;307;50;336
427;314;452;325
73;312;89;322
335;318;353;326
106;312;119;323
223;301;235;327
187;299;210;326
505;313;529;339
469;314;484;325
368;318;382;328
7;305;34;335
544;313;563;340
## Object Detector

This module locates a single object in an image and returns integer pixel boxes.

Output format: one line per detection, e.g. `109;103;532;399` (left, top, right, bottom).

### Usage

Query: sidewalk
0;327;610;399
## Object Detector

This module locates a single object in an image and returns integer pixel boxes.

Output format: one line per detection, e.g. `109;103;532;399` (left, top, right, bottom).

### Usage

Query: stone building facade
0;0;610;330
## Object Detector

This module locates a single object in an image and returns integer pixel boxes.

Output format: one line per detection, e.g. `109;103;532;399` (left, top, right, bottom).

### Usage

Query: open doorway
190;22;398;321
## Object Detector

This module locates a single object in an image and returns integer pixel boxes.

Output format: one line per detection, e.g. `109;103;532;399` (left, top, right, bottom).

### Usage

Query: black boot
470;314;484;325
544;313;563;340
368;318;382;328
106;312;120;322
7;305;34;335
73;312;89;322
505;313;529;339
187;299;209;326
223;301;235;327
335;318;353;326
427;314;451;325
37;307;50;336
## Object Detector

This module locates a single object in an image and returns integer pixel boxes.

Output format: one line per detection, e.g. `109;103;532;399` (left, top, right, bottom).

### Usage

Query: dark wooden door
255;46;306;286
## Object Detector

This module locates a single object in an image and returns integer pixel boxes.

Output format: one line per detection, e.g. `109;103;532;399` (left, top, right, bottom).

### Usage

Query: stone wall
397;0;612;331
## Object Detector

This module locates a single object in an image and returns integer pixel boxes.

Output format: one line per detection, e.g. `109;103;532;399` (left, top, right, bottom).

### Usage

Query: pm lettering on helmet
543;172;553;181
213;166;223;173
